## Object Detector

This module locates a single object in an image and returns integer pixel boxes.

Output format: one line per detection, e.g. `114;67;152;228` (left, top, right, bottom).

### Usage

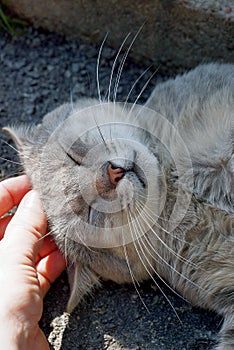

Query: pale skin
0;175;66;350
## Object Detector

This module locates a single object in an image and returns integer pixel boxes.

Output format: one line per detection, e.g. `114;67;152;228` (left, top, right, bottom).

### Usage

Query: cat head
4;98;195;312
3;99;168;255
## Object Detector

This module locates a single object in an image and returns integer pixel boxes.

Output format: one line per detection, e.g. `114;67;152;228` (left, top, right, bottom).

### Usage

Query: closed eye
66;152;81;165
133;163;146;188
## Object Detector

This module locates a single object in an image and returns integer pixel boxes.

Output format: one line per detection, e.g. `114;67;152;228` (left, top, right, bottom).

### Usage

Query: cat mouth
86;170;147;229
106;160;146;189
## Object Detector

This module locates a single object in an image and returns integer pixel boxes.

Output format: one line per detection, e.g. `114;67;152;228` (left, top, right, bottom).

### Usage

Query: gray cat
3;63;234;350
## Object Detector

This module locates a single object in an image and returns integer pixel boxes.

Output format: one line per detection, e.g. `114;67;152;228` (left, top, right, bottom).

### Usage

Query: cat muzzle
107;162;125;185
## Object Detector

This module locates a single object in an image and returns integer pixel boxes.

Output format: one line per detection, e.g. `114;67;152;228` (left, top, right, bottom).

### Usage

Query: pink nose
108;163;125;185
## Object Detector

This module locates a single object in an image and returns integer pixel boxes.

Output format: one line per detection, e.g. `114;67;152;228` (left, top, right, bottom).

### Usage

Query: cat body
4;63;234;350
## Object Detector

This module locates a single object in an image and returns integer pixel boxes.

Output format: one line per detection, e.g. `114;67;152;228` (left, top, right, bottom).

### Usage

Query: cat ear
2;126;33;152
66;262;100;313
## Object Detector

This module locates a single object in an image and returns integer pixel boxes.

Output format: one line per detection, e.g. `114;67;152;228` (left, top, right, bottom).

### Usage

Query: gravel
0;27;221;350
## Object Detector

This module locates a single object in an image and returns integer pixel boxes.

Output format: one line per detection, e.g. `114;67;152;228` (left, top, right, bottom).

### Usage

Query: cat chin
67;211;155;249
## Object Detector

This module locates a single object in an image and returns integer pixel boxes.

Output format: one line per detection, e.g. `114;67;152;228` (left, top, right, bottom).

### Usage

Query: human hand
0;175;66;350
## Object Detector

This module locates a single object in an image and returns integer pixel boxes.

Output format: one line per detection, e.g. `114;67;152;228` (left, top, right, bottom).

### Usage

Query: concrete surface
4;0;234;72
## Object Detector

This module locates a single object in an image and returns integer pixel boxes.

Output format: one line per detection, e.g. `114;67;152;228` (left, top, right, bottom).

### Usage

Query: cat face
4;100;167;254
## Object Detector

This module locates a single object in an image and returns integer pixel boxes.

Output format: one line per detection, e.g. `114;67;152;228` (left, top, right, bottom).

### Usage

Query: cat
3;62;234;350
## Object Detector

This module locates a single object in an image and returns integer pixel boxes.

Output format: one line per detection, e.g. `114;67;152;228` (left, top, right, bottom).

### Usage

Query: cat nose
107;162;125;185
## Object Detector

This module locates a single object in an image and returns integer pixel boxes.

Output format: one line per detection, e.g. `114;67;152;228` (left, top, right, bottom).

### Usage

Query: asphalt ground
0;26;221;350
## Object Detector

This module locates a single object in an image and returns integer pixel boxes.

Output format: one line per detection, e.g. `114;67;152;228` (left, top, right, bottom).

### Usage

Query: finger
36;250;66;297
35;236;60;264
4;190;47;259
0;175;31;217
0;215;13;239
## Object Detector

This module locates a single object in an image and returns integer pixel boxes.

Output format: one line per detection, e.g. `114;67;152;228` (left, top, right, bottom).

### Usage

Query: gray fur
3;63;234;350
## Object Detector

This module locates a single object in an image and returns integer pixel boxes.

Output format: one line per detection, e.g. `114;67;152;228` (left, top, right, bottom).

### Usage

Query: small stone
14;59;27;70
150;284;158;292
28;69;40;79
71;62;80;73
29;79;39;86
107;322;117;330
152;295;159;305
98;309;106;315
47;64;54;72
31;37;41;48
24;105;35;116
131;294;138;300
65;70;72;78
134;313;142;320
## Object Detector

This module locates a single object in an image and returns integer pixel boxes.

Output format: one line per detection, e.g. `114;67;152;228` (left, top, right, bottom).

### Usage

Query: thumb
4;190;47;259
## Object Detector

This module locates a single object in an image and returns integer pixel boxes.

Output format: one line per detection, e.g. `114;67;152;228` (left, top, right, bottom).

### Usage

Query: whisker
62;226;95;265
96;33;109;103
134;216;189;304
123;64;153;110
134;202;203;294
107;33;131;104
127;65;160;117
137;191;163;202
135;200;198;269
93;114;108;148
121;211;150;312
70;87;75;112
0;156;22;165
37;230;53;241
1;138;30;159
135;198;182;238
130;206;189;298
65;233;69;264
121;211;139;285
1;139;19;153
136;193;197;246
127;209;182;323
113;25;145;104
136;195;189;238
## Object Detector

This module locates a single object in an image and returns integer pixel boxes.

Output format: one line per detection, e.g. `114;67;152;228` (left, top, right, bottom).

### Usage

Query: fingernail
22;190;40;208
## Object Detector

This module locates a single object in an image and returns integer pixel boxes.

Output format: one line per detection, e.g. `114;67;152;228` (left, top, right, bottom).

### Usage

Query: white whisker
113;25;145;104
38;230;53;241
107;33;131;104
130;206;189;300
134;202;204;294
137;193;197;245
123;64;153;110
1;139;30;159
137;191;162;203
0;157;22;165
96;33;109;103
135;200;198;269
127;209;182;323
70;88;74;112
127;66;160;117
121;211;150;312
93;115;108;147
